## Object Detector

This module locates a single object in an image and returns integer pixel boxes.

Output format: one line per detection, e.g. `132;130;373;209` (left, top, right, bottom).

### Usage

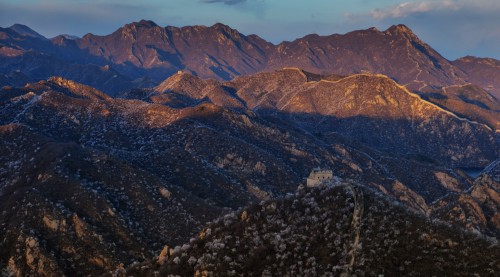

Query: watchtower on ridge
306;168;333;187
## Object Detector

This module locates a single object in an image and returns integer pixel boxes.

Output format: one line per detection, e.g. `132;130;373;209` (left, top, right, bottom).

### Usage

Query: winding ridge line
342;184;364;277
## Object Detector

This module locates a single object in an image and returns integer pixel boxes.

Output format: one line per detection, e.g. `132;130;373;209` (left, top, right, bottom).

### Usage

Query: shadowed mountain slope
140;69;499;168
124;183;500;276
419;83;500;130
1;77;498;275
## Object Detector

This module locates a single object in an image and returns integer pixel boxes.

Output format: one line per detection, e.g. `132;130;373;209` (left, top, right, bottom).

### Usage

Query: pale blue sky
0;0;499;59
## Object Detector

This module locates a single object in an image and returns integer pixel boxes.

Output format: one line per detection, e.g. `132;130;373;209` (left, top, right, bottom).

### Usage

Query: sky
0;0;499;60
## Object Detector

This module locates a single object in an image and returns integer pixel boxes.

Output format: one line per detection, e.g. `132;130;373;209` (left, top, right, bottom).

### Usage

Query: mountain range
0;20;499;276
1;20;500;98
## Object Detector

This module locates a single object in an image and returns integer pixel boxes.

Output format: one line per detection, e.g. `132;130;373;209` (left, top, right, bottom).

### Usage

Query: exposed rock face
428;158;500;238
431;176;500;238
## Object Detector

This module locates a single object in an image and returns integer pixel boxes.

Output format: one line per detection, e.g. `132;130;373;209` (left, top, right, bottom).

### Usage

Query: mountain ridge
144;69;498;167
1;75;499;276
2;20;499;97
7;24;46;40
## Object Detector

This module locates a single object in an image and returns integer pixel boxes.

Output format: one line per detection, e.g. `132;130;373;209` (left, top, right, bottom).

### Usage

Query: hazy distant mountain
453;56;500;98
7;24;46;40
2;20;499;96
0;25;151;93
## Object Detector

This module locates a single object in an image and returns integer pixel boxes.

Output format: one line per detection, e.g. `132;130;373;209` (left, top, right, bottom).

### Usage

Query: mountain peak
156;71;204;92
8;24;46;39
386;24;414;35
60;34;79;40
47;76;111;100
125;19;158;29
210;22;236;33
211;22;231;29
208;22;242;40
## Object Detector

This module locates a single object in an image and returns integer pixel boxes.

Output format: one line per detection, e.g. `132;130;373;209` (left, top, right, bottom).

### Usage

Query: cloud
371;0;459;19
199;0;266;19
354;0;500;59
201;0;247;5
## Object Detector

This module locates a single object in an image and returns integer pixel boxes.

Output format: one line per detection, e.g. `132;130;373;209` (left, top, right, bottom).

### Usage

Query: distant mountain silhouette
453;56;500;98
